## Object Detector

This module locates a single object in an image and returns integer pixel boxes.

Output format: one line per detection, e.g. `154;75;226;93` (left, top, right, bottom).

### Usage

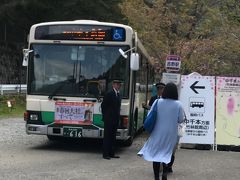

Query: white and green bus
22;20;155;145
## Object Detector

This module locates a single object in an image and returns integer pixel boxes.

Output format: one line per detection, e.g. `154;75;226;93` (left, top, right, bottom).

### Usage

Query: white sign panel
179;75;215;144
162;72;181;85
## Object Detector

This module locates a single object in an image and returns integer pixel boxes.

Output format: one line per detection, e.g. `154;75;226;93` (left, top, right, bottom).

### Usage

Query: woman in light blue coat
138;82;184;180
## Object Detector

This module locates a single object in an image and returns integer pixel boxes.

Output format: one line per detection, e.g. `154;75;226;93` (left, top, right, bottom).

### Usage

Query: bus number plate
63;127;82;138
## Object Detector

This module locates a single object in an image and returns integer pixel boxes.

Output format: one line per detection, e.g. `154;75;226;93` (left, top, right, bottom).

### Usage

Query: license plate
63;127;83;138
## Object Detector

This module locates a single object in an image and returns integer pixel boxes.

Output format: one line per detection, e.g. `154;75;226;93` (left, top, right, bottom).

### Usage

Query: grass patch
0;94;26;119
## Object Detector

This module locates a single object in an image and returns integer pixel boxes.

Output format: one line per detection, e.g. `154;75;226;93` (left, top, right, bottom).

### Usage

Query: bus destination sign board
35;25;126;41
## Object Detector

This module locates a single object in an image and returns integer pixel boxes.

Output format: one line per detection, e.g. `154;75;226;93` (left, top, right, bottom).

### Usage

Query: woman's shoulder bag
144;100;158;133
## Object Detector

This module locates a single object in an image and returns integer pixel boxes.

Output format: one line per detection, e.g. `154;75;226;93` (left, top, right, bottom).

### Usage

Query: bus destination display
35;25;126;41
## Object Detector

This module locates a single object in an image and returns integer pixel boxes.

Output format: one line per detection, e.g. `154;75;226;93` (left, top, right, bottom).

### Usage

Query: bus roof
31;20;133;32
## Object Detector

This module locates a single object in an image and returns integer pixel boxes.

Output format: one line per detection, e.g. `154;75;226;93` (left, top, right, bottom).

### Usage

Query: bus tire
133;108;138;134
123;109;138;146
123;136;133;146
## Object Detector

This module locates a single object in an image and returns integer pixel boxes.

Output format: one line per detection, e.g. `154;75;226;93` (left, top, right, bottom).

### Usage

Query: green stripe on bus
41;111;54;124
94;114;104;128
41;111;104;128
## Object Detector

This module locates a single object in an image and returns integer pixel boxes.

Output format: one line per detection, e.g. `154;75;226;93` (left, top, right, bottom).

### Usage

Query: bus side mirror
130;53;139;71
22;49;33;66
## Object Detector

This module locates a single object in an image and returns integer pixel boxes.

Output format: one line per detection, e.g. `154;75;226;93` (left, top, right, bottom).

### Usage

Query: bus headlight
30;114;38;121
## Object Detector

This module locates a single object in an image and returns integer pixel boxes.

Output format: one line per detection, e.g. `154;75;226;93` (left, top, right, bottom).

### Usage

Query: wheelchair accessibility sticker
113;28;124;41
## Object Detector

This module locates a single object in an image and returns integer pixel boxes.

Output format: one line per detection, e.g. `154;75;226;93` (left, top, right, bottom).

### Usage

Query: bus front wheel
123;136;133;146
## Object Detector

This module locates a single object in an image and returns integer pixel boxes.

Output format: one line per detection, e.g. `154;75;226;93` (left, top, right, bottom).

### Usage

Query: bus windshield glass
28;44;130;98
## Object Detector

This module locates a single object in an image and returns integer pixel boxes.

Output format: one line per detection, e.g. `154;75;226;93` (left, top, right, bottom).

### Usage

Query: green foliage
121;0;240;76
0;42;25;84
0;0;126;84
0;0;126;42
0;95;26;118
0;0;239;78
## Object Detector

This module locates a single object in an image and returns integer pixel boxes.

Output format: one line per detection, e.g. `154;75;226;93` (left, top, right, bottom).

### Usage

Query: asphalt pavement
0;118;239;180
132;132;240;180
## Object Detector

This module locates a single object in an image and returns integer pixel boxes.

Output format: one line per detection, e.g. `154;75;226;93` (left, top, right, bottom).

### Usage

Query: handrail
0;84;27;95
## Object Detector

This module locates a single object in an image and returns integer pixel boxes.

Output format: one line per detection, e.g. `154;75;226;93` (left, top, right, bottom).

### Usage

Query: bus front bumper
26;124;130;140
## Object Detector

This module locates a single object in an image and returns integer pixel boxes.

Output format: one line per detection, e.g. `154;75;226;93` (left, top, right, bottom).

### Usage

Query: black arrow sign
190;81;205;94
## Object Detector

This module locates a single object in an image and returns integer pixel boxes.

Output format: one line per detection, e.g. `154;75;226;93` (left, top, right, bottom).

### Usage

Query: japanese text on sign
165;55;181;71
55;102;94;125
179;75;215;144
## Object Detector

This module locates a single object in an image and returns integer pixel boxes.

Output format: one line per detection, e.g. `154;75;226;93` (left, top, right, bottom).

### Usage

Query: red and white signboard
54;102;94;125
165;55;181;72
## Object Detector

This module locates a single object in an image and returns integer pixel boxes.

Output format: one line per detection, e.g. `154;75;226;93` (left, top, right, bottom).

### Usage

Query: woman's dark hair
161;82;178;100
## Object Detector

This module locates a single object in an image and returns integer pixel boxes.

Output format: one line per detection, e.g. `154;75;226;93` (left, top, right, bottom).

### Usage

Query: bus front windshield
28;44;130;98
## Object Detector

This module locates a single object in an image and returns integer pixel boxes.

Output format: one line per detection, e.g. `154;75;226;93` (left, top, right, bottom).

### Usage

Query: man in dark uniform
101;79;122;160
